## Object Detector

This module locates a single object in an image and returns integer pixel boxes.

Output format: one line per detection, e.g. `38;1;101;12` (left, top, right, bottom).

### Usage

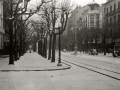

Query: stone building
65;0;103;52
0;0;4;54
82;1;101;29
102;0;120;52
104;0;120;38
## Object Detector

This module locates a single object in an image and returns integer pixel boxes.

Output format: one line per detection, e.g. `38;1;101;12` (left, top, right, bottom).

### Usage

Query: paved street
60;51;120;78
0;52;119;90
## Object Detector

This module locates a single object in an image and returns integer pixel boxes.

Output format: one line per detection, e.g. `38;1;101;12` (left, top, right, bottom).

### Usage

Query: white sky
29;0;107;8
72;0;107;6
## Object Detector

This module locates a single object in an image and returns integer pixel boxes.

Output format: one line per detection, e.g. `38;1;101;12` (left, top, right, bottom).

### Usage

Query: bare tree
3;0;52;65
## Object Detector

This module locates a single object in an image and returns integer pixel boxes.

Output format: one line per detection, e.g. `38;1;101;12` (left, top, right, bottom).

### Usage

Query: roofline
104;0;114;5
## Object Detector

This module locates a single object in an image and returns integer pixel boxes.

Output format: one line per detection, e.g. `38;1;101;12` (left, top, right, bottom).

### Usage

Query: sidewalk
0;52;70;71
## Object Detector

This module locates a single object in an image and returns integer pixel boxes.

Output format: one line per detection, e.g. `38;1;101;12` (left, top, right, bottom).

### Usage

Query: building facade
66;1;102;34
65;0;103;52
81;1;102;29
102;0;120;53
104;0;120;38
3;0;11;54
0;0;5;54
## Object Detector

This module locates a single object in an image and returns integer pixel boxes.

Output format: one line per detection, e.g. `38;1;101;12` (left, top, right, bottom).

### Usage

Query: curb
0;65;71;72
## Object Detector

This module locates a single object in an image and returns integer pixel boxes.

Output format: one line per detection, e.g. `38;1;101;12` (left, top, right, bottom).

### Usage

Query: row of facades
0;1;5;54
65;0;120;42
0;0;12;54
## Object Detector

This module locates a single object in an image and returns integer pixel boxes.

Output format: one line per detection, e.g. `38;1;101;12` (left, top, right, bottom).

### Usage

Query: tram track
62;54;120;73
56;54;120;81
61;56;120;74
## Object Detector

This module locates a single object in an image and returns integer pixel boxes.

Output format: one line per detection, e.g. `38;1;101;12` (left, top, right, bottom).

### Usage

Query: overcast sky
29;0;107;7
72;0;107;6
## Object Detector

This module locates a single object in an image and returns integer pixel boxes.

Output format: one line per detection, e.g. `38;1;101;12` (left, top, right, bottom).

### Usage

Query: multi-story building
3;0;11;54
66;1;102;34
64;6;82;35
0;0;5;54
82;1;101;29
65;0;103;52
104;0;120;38
102;0;120;53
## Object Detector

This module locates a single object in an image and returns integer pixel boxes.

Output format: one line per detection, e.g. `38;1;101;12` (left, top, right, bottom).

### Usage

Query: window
118;2;120;9
1;19;2;28
110;18;112;25
110;6;112;12
0;18;1;27
118;14;120;22
91;6;94;10
90;20;94;26
114;16;116;22
114;4;116;12
1;37;2;47
96;14;99;19
90;15;94;19
96;21;99;26
107;19;108;26
107;8;108;14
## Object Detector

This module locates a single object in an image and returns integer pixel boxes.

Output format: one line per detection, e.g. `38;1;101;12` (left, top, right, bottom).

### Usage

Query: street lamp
74;23;77;55
71;23;78;55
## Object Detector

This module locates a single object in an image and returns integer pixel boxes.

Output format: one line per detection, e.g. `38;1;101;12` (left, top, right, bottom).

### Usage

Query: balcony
88;10;99;14
116;21;120;27
108;11;115;16
107;23;111;27
112;22;116;26
117;8;120;13
105;13;108;17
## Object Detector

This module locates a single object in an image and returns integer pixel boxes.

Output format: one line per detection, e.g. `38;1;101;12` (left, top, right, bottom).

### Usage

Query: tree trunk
48;35;52;60
14;33;17;61
38;41;40;54
19;34;22;57
51;34;56;62
16;41;19;60
43;38;46;57
9;19;14;65
39;40;43;56
103;35;106;55
45;37;47;58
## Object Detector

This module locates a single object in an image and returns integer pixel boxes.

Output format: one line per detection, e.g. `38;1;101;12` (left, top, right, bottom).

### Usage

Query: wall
0;1;4;50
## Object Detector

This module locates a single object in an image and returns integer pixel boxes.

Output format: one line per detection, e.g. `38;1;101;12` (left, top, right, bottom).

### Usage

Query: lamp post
74;23;77;55
71;23;78;55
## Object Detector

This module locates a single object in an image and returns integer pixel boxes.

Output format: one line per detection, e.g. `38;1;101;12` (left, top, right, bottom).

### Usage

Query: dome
87;0;99;6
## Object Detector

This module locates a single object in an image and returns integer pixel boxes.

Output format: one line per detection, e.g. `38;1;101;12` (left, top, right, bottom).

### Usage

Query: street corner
41;65;71;71
0;63;71;72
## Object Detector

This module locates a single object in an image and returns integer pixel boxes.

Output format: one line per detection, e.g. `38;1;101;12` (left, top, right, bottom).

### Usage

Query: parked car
89;49;98;55
63;49;67;52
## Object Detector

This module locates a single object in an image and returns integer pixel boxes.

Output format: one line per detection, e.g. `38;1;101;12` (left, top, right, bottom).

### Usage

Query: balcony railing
112;22;116;26
108;11;115;16
117;8;120;13
105;13;108;17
